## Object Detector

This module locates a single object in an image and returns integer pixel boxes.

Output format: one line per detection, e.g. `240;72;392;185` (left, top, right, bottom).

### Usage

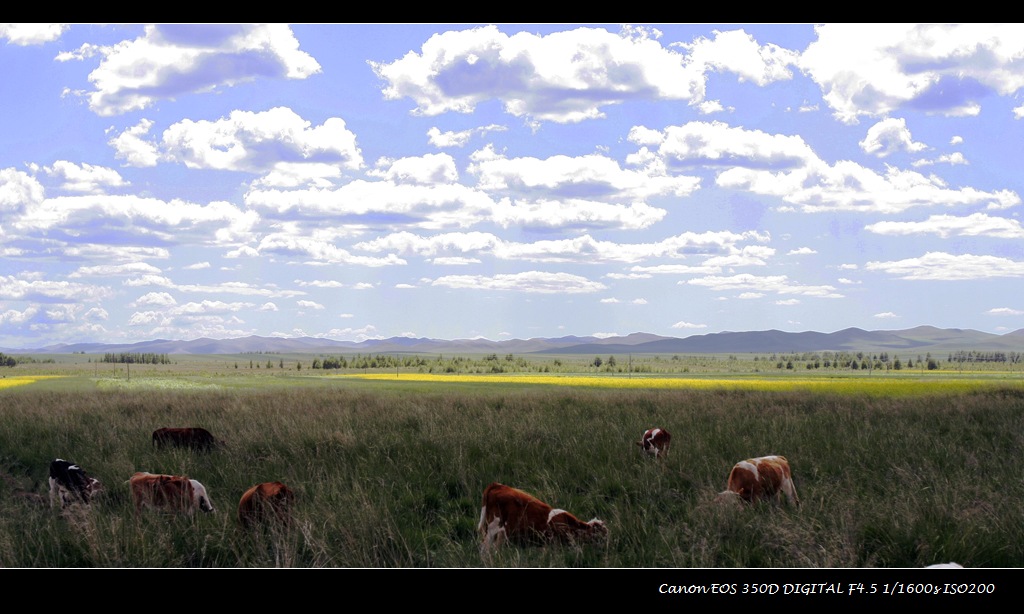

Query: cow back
754;457;788;496
49;458;101;506
238;481;294;528
480;482;553;544
152;427;220;451
130;472;196;512
637;427;671;458
722;455;798;506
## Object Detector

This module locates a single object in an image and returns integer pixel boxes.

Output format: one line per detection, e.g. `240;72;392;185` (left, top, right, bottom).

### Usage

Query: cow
477;482;607;556
715;455;799;507
128;472;215;514
152;427;224;451
238;481;295;529
636;427;671;458
48;458;102;509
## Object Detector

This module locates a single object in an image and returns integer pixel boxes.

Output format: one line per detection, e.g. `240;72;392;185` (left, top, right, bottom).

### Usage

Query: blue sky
2;23;1023;349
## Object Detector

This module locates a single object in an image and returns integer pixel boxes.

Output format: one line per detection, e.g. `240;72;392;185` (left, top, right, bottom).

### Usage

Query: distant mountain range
4;326;1024;356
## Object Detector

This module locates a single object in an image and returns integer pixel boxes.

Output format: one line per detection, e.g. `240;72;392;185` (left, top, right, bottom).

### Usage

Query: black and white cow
48;458;102;508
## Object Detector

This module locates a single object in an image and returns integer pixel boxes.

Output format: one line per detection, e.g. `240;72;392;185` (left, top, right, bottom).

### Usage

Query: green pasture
1;360;1022;568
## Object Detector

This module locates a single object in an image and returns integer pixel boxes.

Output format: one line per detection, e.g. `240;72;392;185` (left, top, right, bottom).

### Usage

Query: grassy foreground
1;374;1022;568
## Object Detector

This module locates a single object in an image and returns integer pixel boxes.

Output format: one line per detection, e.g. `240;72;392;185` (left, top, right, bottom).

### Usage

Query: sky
1;23;1023;349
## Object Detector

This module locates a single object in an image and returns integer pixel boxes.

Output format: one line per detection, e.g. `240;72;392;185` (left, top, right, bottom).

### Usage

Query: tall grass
1;380;1022;567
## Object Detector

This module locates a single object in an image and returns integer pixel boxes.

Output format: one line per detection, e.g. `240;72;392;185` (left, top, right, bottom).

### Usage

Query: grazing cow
48;458;102;509
636;427;671;458
477;482;607;555
715;455;799;507
238;481;295;529
152;427;223;451
128;472;215;514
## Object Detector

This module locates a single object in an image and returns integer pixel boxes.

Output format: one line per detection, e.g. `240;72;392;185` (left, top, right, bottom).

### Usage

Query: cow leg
480;516;506;560
48;478;59;509
782;477;799;506
477;505;487;538
483;515;507;548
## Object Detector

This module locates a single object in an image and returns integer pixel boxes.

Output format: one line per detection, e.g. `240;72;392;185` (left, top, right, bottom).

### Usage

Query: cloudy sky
1;23;1023;348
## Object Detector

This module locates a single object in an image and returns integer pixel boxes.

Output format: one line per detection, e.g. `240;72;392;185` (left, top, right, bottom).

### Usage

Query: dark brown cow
636;427;671;458
128;471;215;514
238;481;295;529
477;482;607;556
152;427;224;451
715;455;799;506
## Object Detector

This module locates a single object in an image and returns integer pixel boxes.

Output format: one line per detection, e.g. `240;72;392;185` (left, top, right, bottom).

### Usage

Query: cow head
190;480;215;513
714;490;744;507
586;518;609;540
83;477;103;502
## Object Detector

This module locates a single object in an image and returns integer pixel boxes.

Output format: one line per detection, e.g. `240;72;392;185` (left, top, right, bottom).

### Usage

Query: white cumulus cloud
61;24;321;116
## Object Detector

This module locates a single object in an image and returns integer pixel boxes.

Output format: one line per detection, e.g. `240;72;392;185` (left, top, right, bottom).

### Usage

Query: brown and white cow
49;458;102;509
477;482;607;555
152;427;224;451
238;481;295;529
715;455;799;506
636;427;671;458
128;472;215;514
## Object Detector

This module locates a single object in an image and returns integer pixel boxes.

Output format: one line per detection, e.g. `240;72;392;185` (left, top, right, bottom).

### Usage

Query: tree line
948;350;1023;364
100;352;171;364
0;353;55;367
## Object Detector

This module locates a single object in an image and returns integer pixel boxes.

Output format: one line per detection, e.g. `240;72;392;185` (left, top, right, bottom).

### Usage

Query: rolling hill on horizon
4;326;1024;356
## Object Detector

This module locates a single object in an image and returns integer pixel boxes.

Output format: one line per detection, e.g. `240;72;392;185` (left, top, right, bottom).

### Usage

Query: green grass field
1;359;1023;568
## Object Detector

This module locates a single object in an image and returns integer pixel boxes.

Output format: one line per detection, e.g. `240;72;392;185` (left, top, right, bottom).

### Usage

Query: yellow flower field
0;376;62;391
341;372;1024;396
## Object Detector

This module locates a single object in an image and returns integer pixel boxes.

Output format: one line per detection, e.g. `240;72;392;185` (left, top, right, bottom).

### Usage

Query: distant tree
607;355;616;367
279;358;284;369
267;359;274;369
593;356;603;368
311;359;321;369
296;362;302;371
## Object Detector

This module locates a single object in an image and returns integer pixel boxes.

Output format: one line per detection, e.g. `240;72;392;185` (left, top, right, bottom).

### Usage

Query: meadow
1;354;1023;568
